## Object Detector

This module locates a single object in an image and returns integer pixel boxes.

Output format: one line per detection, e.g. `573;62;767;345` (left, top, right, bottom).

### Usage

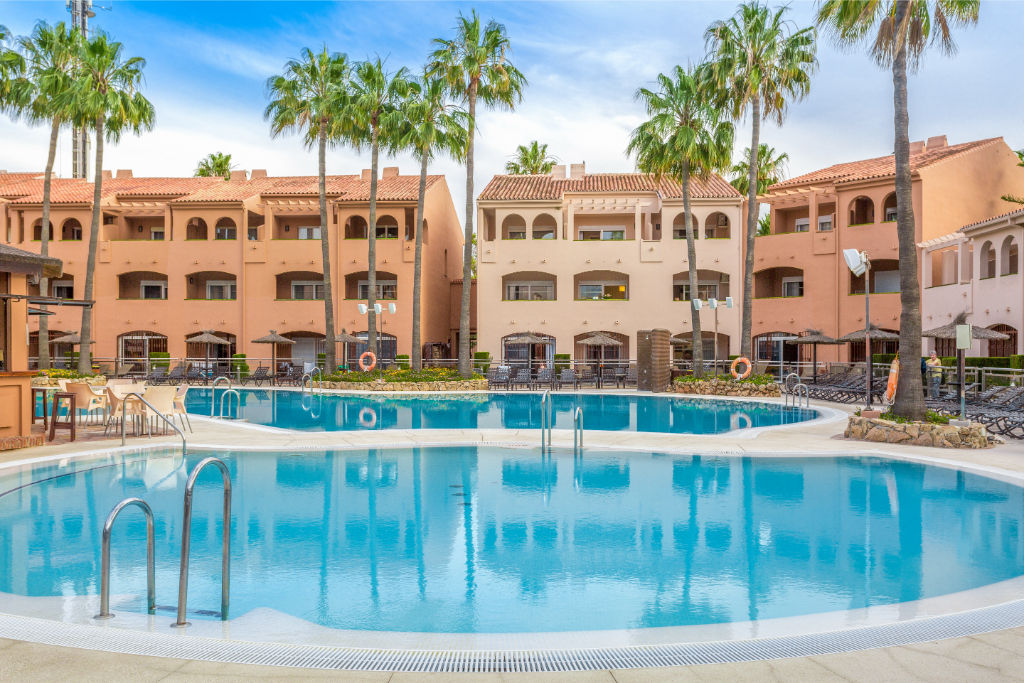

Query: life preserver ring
730;356;752;380
730;413;752;431
358;351;377;372
884;359;900;405
358;406;377;428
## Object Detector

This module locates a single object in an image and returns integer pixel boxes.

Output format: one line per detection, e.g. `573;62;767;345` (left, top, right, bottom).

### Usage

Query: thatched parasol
577;332;623;347
837;324;900;343
186;330;230;377
335;329;362;369
50;331;95;345
505;332;550;345
786;329;839;383
922;311;1009;340
252;330;294;376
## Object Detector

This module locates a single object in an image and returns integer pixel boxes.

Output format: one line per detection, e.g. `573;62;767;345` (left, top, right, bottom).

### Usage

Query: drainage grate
3;599;1024;672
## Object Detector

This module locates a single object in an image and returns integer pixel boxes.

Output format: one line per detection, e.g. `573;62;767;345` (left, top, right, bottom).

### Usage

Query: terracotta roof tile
260;175;442;202
962;206;1024;231
770;137;1002;190
7;178;96;204
478;172;740;201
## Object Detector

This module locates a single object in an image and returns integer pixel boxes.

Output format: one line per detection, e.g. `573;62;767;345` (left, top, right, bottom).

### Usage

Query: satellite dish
843;248;867;276
692;299;702;310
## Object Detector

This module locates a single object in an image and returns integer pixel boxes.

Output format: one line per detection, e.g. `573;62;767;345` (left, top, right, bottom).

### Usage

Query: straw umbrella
837;324;900;343
252;330;294;380
336;329;362;370
577;332;623;367
50;331;94;371
185;330;230;380
786;329;839;383
922;311;1009;342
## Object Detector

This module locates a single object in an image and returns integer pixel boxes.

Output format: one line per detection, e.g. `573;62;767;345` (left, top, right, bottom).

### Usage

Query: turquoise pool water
2;447;1023;633
183;389;817;433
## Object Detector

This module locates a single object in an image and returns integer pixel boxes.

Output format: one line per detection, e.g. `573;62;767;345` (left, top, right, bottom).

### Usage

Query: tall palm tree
817;0;979;420
704;2;817;361
194;151;234;179
730;143;789;195
504;140;556;174
266;47;352;371
70;32;155;374
1002;149;1024;205
628;65;734;378
393;75;467;370
14;22;83;369
428;10;526;376
346;58;410;356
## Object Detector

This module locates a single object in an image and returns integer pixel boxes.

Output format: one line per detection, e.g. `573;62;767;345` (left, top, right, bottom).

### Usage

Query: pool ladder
94;457;232;627
540;390;552;448
573;406;584;455
301;367;323;395
783;373;810;409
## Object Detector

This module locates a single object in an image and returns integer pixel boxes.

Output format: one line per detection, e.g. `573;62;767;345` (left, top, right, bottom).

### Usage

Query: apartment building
920;206;1022;356
754;135;1024;364
0;168;463;367
476;162;744;365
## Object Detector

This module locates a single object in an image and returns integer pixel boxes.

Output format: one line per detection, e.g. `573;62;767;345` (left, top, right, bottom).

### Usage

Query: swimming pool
183;389;818;434
3;445;1023;635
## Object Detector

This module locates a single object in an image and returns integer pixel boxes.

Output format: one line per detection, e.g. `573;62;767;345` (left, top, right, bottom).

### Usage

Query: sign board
956;324;972;350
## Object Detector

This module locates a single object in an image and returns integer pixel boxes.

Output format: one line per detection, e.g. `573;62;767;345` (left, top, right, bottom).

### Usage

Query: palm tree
730;143;789;195
393;75;467;370
428;10;526;376
194;151;234;179
70;32;155;374
346;58;410;356
1002;149;1024;205
704;2;817;362
14;22;83;369
265;47;352;371
817;0;979;421
628;65;734;378
505;140;556;174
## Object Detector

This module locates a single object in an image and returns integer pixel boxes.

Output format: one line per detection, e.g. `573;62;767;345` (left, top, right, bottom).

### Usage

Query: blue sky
2;1;1022;221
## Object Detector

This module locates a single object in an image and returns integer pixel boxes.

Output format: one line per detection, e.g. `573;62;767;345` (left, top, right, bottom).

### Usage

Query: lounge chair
243;366;271;386
510;368;532;390
144;366;169;385
623;367;638;387
576;367;599;389
534;368;558;390
600;367;619;389
164;364;187;384
559;369;578;390
488;366;511;390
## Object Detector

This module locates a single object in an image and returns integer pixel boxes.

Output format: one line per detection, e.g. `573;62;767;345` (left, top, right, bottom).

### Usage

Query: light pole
702;296;734;378
358;302;397;364
844;249;872;410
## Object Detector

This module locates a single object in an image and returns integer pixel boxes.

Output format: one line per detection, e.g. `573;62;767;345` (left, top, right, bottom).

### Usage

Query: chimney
381;166;399;178
102;170;113;180
569;162;586;179
361;169;372;181
550;164;566;178
908;140;925;155
228;170;247;182
925;135;948;150
250;169;267;179
116;169;133;178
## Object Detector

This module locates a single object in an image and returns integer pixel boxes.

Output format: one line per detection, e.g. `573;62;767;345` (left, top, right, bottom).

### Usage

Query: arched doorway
988;324;1018;357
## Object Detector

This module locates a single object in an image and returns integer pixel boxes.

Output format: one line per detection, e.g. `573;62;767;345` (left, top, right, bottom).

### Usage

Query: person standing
926;352;943;399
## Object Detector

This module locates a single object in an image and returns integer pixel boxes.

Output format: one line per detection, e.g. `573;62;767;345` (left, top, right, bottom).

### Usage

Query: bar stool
49;392;77;442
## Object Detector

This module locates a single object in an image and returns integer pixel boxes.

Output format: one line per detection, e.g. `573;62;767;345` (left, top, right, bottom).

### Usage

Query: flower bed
845;415;991;449
321;367;485;391
32;375;107;387
324;379;488;392
674;376;781;398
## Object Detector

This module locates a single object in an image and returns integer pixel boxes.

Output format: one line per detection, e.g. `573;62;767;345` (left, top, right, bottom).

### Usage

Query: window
781;276;804;298
63;221;82;240
206;281;236;299
504;282;555;301
375;223;398;239
140;280;167;300
215;225;236;240
579;227;625;241
52;280;73;299
151;226;165;241
885;206;898;222
817;215;833;232
673;281;720;301
873;270;900;293
506;226;527;240
291;281;324;300
248;227;259;241
794;218;810;233
298;225;321;240
533;225;555;240
578;282;627;300
357;280;397;300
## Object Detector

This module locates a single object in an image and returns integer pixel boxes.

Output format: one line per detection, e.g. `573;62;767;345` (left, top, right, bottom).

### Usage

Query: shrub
231;353;250;379
875;409;950;425
473;351;491;373
149;351;171;370
553;353;570;372
396;354;410;369
316;352;326;369
674;373;774;385
323;366;483;383
36;368;96;379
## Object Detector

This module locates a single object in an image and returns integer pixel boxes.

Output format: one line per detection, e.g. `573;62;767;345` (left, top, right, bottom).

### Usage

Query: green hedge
553;353;571;372
675;373;775;386
323;367;482;383
149;351;171;370
473;351;491;373
231;353;250;379
396;354;410;369
872;353;1024;369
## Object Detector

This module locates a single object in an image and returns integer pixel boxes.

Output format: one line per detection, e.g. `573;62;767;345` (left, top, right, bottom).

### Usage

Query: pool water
2;447;1023;633
183;389;817;434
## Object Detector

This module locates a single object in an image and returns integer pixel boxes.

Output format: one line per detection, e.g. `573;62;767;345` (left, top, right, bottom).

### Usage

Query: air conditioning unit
794;218;810;232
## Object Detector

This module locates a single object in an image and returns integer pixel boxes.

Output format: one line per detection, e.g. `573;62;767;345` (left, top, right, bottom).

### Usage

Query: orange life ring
358;406;377;428
730;356;752;380
358;351;377;372
884;359;899;404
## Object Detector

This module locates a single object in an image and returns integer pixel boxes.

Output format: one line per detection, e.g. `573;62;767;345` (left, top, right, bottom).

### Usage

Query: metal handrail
210;377;232;416
95;497;155;620
301;367;323;394
540;389;552;448
573;406;583;454
120;392;187;457
174;457;231;628
219;388;240;418
784;383;811;409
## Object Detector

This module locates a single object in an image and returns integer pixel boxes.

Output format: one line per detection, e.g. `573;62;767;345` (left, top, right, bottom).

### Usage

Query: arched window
345;271;397;300
185;271;236;299
672;269;730;301
118;330;168;362
501;214;526;240
118;271;168;300
186;217;208;240
375;215;399;239
276;271;324;300
532;214;557;240
1000;235;1018;276
214;217;236;240
345;216;368;239
32;219;53;241
980;241;996;278
882;192;897;222
754;267;803;298
502;271;556;300
988;324;1018;357
848;196;875;225
704;212;730;239
672;213;699;239
61;218;82;241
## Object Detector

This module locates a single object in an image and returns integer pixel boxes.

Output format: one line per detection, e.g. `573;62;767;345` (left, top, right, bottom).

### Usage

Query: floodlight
843;248;868;277
724;296;734;308
357;303;368;315
387;303;397;314
692;299;702;310
708;298;718;310
373;303;383;315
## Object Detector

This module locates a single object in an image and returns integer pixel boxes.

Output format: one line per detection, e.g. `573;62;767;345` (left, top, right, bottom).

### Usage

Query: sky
2;0;1022;223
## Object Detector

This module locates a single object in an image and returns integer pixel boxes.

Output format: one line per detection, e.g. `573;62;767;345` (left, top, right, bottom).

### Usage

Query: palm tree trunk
682;164;704;378
457;84;477;377
412;153;428;371
38;118;59;370
78;114;103;375
740;95;761;360
891;1;925;420
318;125;337;371
367;128;379;355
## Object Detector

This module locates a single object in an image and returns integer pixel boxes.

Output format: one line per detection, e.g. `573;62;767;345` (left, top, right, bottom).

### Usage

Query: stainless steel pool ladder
95;497;155;620
174;456;231;628
219;388;240;418
573;406;583;454
785;382;810;409
121;392;187;457
540;389;552;448
301;367;323;395
210;377;232;416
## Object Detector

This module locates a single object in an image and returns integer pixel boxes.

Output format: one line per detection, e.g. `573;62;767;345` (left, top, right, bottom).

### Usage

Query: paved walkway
4;391;1024;680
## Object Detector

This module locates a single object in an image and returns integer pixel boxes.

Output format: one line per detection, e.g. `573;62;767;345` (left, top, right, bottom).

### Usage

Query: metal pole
96;497;155;620
864;261;872;410
958;348;966;421
713;307;719;379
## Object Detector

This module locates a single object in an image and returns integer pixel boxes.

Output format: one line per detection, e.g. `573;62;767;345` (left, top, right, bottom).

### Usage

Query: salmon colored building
476;163;744;365
754;136;1024;364
0;168;463;369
